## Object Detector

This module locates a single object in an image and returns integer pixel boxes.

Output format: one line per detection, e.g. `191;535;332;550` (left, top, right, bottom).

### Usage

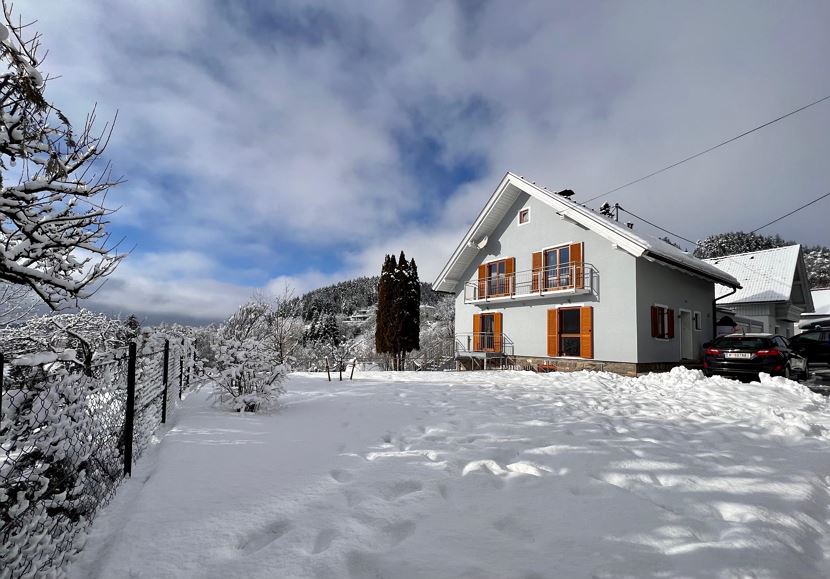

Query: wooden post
325;357;331;382
161;339;170;424
350;359;356;380
339;358;343;381
124;342;137;477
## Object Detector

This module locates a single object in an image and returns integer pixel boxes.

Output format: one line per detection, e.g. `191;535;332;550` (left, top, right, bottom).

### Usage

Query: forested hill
299;276;442;319
692;232;830;289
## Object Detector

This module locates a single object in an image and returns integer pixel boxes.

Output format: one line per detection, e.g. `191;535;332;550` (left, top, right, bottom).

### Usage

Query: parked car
703;333;807;381
788;329;830;366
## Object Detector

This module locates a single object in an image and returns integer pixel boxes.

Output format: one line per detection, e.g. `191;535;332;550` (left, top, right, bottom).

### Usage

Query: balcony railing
455;332;515;356
464;261;597;303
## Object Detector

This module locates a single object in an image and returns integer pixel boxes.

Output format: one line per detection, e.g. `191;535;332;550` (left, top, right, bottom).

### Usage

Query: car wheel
783;364;791;380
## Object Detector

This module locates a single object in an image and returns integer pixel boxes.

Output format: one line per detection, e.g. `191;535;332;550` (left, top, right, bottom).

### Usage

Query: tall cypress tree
407;258;421;353
375;254;396;362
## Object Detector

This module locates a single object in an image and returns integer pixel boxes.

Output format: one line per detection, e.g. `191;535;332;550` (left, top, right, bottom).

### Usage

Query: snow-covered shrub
211;337;286;412
208;300;288;412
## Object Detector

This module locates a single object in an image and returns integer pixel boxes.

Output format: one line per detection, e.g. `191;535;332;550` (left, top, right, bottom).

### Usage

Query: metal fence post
124;342;137;477
161;339;170;424
178;338;184;400
0;352;4;420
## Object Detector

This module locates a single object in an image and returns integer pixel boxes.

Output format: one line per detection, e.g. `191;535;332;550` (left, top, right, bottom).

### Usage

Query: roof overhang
432;172;741;293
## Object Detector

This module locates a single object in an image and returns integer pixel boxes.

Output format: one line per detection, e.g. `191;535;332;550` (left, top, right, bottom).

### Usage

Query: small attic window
518;208;530;225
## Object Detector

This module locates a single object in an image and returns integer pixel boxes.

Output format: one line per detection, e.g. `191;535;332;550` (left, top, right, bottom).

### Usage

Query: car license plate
725;353;752;359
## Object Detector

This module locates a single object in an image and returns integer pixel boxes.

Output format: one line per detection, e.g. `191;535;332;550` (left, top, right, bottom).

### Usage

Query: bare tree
0;2;123;310
0;280;36;325
265;283;304;365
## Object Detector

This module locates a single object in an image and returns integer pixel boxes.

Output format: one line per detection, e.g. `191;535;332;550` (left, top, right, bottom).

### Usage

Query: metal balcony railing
464;262;597;303
455;332;515;356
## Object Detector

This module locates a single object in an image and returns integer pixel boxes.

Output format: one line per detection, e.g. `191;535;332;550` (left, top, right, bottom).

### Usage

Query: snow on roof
811;288;830;315
703;245;802;304
432;172;740;292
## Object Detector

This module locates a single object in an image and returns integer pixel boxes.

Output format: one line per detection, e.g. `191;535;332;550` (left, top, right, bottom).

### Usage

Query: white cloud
16;0;830;319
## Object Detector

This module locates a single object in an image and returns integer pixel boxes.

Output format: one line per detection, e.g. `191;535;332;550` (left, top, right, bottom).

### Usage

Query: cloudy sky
24;0;830;323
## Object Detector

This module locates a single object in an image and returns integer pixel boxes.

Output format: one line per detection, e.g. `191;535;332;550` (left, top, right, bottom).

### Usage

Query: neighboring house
343;307;375;326
702;245;814;337
799;288;830;329
432;173;740;375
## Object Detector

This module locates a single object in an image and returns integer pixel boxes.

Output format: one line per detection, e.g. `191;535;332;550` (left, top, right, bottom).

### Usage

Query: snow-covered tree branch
0;2;123;310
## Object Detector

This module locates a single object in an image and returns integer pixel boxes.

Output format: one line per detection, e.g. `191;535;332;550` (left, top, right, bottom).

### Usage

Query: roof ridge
703;244;800;261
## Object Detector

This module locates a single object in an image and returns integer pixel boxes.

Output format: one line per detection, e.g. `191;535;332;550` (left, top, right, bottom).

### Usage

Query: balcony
464;261;597;304
455;332;515;357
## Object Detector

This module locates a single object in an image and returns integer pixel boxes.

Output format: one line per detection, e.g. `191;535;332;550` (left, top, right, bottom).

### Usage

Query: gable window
518;208;530;225
477;258;515;298
547;306;593;358
651;305;675;339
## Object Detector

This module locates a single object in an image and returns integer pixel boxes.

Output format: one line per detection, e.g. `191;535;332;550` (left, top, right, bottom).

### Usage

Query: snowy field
69;369;830;579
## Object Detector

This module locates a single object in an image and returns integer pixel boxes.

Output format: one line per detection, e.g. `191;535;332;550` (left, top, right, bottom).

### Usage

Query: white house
432;173;740;375
702;245;813;337
799;288;830;329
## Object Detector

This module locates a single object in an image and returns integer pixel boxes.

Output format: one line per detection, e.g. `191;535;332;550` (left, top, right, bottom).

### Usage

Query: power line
584;93;830;204
750;190;830;233
616;205;699;247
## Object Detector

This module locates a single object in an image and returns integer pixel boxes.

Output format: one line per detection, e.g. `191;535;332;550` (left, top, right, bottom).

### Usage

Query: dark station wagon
703;333;807;381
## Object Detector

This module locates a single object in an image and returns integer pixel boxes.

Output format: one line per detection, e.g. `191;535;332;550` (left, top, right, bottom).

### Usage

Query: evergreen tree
375;254;396;360
375;252;421;370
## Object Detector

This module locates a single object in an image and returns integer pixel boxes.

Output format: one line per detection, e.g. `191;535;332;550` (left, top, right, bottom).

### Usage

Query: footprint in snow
381;520;416;546
311;529;339;554
330;469;354;483
238;520;293;554
378;480;423;501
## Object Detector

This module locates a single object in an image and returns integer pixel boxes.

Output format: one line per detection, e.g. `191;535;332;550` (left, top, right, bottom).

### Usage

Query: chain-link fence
0;338;196;579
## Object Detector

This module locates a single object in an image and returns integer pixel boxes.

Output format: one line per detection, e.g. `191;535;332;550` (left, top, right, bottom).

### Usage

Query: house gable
433;172;739;294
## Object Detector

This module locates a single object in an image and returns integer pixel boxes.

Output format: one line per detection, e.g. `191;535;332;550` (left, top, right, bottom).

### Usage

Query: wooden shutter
580;306;593;359
473;314;482;351
505;258;515;296
532;252;543;292
547;309;559;357
477;265;487;299
650;306;659;337
667;309;675;339
493;313;503;352
570;242;584;289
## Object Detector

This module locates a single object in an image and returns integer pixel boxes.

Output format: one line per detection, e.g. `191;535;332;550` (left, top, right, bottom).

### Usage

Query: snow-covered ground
69;369;830;579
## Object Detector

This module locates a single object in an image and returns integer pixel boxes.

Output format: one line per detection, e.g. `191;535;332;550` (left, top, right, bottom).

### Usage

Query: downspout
712;285;740;338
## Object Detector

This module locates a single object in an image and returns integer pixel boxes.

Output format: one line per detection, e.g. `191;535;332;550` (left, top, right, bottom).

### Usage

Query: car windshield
714;337;773;350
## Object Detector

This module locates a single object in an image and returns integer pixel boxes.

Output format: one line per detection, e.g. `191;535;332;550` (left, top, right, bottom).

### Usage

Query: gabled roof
809;288;830;315
432;172;740;293
703;245;813;307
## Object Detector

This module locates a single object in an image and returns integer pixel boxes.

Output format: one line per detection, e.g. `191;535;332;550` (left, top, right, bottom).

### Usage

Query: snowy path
70;369;830;579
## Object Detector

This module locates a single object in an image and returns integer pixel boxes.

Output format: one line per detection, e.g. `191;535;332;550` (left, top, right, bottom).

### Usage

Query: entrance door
680;310;694;360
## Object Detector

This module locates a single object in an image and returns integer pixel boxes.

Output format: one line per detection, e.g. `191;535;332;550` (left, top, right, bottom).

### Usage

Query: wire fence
0;337;196;579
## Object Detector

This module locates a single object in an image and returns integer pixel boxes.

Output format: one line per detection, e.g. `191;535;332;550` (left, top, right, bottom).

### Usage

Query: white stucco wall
454;193;640;363
634;258;716;363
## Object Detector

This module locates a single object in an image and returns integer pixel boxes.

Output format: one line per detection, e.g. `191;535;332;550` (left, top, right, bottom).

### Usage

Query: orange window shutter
494;313;503;352
667;309;675;339
651;306;659;337
473;314;482;351
570;242;584;289
477;265;487;299
580;306;593;359
506;258;515;295
532;252;543;292
547;309;559;357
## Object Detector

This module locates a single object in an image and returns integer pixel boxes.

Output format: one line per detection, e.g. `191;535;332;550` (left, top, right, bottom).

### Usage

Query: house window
547;306;593;358
477;258;515;298
543;245;571;290
518;208;530;225
651;305;674;339
693;311;702;331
